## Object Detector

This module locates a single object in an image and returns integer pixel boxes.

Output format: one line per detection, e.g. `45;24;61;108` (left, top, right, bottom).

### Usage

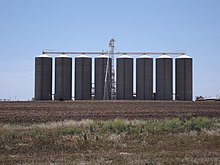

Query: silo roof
118;55;132;58
57;54;70;58
38;54;50;58
138;55;152;58
158;55;171;58
96;54;109;58
177;55;191;59
76;55;90;58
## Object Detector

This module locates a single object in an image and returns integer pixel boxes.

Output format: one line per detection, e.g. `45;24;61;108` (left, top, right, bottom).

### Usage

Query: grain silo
175;55;193;101
75;55;92;100
95;55;112;100
35;54;52;100
136;55;153;100
55;55;72;100
156;55;173;100
116;55;133;100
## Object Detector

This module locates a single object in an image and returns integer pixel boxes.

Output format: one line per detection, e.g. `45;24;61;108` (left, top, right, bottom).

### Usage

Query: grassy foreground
0;115;220;164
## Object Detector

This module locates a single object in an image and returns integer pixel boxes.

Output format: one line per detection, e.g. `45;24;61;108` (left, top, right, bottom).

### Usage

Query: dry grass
0;116;220;164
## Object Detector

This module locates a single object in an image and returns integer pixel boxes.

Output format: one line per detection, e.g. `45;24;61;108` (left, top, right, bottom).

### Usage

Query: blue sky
0;0;220;100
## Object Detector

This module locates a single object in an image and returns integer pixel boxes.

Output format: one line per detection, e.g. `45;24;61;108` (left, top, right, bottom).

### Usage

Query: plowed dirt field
0;101;220;123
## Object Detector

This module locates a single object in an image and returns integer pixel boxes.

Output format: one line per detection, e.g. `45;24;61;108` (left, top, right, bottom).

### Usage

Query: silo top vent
177;55;191;59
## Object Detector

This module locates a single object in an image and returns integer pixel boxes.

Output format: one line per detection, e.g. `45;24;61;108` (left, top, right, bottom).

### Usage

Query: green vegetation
0;115;220;164
97;115;213;134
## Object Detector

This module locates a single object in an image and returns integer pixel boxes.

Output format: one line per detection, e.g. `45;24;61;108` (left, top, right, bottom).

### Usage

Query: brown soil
0;101;220;123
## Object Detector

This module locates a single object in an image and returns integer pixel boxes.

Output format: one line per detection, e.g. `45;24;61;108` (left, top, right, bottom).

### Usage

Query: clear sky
0;0;220;100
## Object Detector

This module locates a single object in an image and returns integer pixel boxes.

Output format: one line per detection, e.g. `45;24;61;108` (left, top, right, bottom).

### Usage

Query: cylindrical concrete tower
35;54;52;100
136;55;153;100
116;55;133;100
75;55;92;100
156;55;173;100
95;55;112;100
55;55;72;100
175;55;193;101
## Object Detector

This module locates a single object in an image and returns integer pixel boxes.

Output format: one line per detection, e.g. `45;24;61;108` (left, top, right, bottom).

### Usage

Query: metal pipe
42;51;185;55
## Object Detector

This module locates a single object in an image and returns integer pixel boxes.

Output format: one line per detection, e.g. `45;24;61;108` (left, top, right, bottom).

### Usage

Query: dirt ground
0;101;220;164
0;101;220;123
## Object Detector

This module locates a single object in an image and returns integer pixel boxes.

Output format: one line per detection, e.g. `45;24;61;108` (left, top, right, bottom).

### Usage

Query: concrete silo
116;55;133;100
55;55;72;100
95;55;112;100
175;55;193;101
156;55;173;100
35;54;52;100
136;55;153;100
75;55;92;100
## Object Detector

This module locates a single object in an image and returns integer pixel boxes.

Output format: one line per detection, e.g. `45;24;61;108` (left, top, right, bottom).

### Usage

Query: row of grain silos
115;54;192;101
35;54;72;100
35;54;192;101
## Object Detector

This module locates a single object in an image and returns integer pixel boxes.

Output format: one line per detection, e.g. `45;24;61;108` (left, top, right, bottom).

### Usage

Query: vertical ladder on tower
103;38;116;100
